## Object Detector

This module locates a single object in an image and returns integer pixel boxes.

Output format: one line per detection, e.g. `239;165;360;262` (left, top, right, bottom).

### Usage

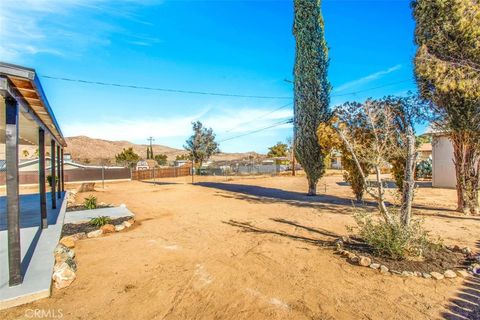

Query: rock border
335;237;480;280
52;218;136;289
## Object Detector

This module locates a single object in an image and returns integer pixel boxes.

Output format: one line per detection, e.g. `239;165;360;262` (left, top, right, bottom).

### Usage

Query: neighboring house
427;130;456;189
417;143;432;161
174;160;190;167
135;160;150;170
330;150;342;170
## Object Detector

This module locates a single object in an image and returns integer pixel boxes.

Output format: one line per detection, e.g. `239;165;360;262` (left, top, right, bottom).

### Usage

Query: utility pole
147;136;154;159
292;140;296;176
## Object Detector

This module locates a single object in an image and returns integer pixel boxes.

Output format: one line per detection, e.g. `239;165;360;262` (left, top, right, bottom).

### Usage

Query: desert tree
184;121;220;171
154;154;168;166
413;0;480;214
317;119;370;201
293;0;331;195
267;142;289;158
115;147;140;168
332;95;427;226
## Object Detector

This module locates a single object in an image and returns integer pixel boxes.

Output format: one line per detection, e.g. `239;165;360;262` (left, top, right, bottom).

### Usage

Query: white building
430;133;456;188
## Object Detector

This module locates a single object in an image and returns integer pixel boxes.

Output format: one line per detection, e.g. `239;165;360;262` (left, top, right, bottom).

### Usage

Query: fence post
153;167;156;185
102;165;105;189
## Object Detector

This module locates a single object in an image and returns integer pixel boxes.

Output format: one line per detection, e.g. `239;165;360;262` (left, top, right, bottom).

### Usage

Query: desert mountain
63;136;263;165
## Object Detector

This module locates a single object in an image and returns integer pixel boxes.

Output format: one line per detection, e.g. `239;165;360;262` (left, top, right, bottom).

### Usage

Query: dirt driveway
2;174;479;319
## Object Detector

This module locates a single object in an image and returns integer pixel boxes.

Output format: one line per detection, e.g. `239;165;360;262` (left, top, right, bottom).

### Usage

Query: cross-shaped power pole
147;136;155;149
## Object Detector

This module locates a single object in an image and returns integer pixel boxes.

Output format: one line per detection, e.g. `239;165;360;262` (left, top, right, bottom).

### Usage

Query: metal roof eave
0;62;66;147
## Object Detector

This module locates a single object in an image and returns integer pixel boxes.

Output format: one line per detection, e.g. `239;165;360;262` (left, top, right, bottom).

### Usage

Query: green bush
416;159;432;179
83;195;97;210
46;175;59;187
350;210;441;260
89;216;111;227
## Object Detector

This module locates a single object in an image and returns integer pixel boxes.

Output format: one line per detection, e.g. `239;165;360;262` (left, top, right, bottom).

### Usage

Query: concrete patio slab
64;206;134;224
0;192;67;310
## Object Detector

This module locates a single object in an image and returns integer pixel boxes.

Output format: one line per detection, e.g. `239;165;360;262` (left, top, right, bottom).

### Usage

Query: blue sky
0;0;420;153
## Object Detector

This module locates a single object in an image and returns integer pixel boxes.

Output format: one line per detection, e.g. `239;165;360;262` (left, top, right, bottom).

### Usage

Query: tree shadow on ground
197;182;373;214
223;218;338;248
140;181;181;186
442;240;480;320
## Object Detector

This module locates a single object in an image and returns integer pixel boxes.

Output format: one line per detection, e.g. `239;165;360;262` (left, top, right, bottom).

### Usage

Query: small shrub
83;195;97;210
349;210;442;260
89;216;111;227
46;175;59;187
416;159;432;179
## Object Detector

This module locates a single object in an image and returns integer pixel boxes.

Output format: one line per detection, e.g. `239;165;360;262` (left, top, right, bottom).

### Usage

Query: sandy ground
2;173;479;320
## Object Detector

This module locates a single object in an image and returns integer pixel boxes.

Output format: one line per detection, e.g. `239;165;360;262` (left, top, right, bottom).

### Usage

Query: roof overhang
0;62;66;147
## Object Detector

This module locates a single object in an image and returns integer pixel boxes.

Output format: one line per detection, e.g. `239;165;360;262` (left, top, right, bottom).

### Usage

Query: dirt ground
2;173;479;320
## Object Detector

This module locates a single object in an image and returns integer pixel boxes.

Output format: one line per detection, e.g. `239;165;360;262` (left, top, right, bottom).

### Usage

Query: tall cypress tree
293;0;331;195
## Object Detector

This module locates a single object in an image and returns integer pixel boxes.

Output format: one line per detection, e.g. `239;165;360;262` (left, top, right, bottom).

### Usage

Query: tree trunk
452;132;480;215
307;179;317;196
400;126;417;226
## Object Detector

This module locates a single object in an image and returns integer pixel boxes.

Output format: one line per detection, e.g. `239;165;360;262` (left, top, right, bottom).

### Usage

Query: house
417;143;432;161
425;128;456;188
330;150;342;169
0;62;67;294
174;159;190;167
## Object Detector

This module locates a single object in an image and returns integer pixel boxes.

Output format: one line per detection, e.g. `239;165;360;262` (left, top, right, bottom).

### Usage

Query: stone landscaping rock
472;265;480;275
369;263;380;270
402;271;414;277
422;273;432;279
115;224;126;232
430;272;444;280
87;229;103;238
72;232;87;241
59;236;76;249
452;245;461;252
101;224;115;233
341;250;350;257
349;256;360;264
380;265;389;273
52;260;77;289
444;270;457;278
123;221;132;228
456;270;469;277
414;271;422;277
358;256;372;267
54;244;75;261
462;247;472;255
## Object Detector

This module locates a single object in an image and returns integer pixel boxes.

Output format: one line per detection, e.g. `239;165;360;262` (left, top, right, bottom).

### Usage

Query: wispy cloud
334;64;402;92
62;106;292;145
0;0;161;61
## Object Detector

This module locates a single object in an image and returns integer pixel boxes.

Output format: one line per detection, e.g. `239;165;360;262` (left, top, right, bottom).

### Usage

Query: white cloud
62;106;293;144
334;64;402;92
0;0;162;61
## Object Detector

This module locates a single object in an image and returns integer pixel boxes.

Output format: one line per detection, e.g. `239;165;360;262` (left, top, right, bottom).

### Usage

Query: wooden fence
131;165;191;181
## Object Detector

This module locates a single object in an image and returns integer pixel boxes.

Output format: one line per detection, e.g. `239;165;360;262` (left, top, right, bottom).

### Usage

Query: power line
219;118;293;143
331;79;413;97
225;101;293;133
41;74;415;100
40;75;291;100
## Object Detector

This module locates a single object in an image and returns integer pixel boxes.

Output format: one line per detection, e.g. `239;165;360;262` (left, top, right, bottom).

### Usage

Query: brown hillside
63;136;263;165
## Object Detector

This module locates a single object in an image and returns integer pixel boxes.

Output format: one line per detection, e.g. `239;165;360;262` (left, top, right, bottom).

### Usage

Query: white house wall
432;135;456;188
